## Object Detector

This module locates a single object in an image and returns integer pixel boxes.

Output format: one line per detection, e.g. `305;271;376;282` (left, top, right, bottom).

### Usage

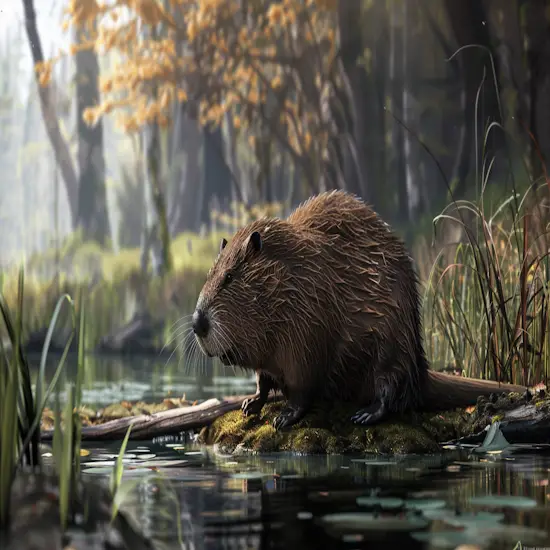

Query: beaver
192;190;526;430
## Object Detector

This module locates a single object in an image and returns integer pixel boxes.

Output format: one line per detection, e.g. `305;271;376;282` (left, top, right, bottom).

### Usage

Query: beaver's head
193;224;282;368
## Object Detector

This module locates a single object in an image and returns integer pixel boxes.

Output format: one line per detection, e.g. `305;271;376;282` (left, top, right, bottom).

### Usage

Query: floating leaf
469;495;538;509
230;471;270;480
404;499;447;511
422;508;504;525
350;459;399;466
138;460;188;468
321;513;428;531
356;497;404;509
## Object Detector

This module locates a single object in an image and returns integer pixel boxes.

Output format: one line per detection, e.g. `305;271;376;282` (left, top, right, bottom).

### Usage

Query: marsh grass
0;201;285;352
0;268;85;533
0;231;225;350
424;167;550;386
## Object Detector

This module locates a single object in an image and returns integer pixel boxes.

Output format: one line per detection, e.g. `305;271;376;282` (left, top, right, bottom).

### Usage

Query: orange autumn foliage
40;0;340;165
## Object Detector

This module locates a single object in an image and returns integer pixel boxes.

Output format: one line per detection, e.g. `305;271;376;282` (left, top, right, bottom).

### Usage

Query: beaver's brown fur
192;190;526;430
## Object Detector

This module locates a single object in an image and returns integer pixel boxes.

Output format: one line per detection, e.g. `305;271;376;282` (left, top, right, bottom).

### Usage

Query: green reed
424;183;550;388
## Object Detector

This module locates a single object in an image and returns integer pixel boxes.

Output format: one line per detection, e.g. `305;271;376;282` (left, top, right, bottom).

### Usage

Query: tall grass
424;179;550;387
0;268;80;531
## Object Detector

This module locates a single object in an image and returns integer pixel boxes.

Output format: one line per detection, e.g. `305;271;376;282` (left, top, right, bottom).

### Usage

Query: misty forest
1;1;550;549
0;0;548;377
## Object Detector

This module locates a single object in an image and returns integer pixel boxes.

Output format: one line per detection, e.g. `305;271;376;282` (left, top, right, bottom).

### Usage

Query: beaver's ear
220;238;227;253
246;231;262;253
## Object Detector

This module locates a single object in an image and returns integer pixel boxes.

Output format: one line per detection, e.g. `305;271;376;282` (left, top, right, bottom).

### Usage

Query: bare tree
22;0;79;225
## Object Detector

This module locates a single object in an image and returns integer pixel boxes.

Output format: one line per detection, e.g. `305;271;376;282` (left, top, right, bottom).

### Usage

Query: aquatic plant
0;268;77;528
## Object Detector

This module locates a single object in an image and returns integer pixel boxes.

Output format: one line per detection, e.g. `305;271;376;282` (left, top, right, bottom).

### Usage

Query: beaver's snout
192;309;210;338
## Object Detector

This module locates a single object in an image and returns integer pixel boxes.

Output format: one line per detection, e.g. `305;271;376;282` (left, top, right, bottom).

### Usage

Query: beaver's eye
223;271;233;286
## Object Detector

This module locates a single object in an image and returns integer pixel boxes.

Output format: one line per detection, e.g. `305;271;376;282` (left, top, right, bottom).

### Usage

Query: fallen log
40;394;282;441
444;403;550;447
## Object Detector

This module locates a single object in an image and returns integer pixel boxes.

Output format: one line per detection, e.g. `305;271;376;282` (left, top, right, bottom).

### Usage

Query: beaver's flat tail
421;370;526;411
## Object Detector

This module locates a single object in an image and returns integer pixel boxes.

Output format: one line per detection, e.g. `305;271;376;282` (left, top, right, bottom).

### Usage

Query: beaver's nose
192;309;210;338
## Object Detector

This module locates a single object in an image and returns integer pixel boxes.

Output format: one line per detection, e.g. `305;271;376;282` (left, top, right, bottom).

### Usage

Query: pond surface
34;354;550;549
28;352;257;407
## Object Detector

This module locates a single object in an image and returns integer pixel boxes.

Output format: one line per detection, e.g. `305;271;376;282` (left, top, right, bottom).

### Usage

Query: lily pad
136;460;189;468
404;499;447;511
131;453;156;460
320;513;429;531
356;497;404;509
350;459;400;466
82;467;119;475
469;495;538;509
82;459;135;467
422;508;504;526
230;471;271;480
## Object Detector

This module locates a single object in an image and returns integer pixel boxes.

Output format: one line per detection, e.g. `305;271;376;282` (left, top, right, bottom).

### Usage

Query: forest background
1;0;550;384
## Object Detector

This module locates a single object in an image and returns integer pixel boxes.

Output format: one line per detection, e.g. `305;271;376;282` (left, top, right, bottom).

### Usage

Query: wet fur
194;191;526;429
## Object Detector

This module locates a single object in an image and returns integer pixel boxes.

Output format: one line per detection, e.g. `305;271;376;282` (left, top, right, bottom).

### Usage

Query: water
76;442;550;550
28;352;257;408
33;355;550;549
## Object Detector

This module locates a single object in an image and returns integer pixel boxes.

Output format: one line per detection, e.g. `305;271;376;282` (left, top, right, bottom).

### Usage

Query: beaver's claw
241;394;265;416
273;405;306;430
351;400;387;426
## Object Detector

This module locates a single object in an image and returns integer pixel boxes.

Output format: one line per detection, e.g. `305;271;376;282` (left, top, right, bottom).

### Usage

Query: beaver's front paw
351;399;387;426
273;405;306;430
241;394;265;416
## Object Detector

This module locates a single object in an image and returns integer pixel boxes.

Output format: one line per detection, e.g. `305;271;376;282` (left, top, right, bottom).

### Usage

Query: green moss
199;401;478;455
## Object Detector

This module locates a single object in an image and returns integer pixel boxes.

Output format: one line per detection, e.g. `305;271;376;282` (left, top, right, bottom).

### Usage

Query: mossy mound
199;389;547;455
198;401;475;455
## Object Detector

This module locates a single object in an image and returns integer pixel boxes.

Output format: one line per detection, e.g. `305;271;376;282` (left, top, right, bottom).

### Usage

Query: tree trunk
74;28;111;246
22;0;79;226
390;0;407;223
444;0;502;199
524;0;550;181
335;0;368;199
200;126;232;228
402;0;422;224
488;0;531;177
177;116;203;233
145;121;173;275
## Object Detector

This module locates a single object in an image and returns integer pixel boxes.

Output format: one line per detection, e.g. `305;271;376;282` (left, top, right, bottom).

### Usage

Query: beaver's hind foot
351;399;387;426
241;394;267;416
273;404;307;430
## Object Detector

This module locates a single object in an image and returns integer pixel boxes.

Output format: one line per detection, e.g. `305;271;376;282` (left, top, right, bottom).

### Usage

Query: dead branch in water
40;394;282;441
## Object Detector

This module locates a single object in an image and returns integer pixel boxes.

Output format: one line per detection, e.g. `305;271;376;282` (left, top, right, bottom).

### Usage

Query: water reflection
27;352;256;408
30;353;550;548
78;441;550;550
